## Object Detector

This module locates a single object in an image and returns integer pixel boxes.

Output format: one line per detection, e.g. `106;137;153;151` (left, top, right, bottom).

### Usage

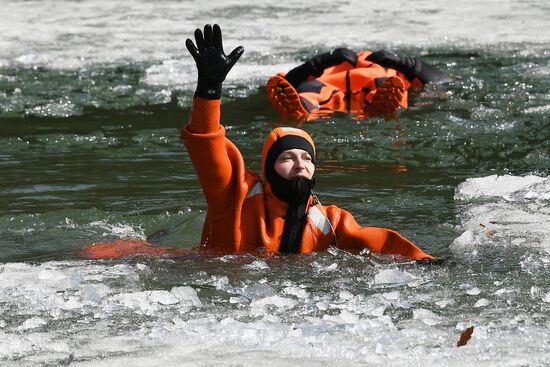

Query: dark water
1;47;549;365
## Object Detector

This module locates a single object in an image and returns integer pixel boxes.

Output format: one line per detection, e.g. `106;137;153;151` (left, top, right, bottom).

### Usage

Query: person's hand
367;50;417;81
308;47;357;76
327;47;358;66
186;24;244;99
367;50;451;84
366;50;404;69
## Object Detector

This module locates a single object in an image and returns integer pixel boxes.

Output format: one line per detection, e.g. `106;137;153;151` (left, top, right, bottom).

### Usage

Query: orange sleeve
333;208;434;260
181;97;245;216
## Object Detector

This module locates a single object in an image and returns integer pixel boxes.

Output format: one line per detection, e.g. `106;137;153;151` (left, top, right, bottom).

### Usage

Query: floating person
266;47;450;121
80;24;436;262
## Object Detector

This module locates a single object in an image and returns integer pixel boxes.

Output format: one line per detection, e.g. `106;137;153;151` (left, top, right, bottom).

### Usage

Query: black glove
307;47;357;77
367;50;418;79
185;24;244;99
367;50;450;84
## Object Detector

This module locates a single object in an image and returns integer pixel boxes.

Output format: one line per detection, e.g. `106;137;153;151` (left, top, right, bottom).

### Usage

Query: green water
1;48;548;263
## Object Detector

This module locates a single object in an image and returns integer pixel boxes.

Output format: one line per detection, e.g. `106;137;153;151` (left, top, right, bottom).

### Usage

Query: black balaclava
264;135;315;253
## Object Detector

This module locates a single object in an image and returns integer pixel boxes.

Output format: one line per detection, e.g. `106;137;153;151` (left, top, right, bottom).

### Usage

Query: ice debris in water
170;286;202;307
373;268;418;288
435;299;455;308
474;298;491;308
0;262;148;325
249;295;297;317
455;174;546;201
236;283;276;300
311;259;339;273
283;286;309;299
211;275;230;291
339;290;355;300
412;309;441;326
382;290;400;301
323;309;360;324
242;259;270;270
18;317;48;331
229;296;249;304
89;220;145;239
452;175;550;253
113;286;201;314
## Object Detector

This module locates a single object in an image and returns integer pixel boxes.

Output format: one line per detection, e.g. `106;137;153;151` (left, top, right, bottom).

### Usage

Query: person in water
80;24;435;261
266;46;450;121
180;24;434;260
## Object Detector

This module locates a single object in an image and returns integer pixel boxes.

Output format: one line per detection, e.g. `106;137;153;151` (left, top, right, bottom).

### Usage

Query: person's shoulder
312;203;347;217
245;170;261;182
244;171;264;198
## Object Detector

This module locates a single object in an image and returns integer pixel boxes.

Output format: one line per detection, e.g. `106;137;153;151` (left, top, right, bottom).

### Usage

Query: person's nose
294;158;306;170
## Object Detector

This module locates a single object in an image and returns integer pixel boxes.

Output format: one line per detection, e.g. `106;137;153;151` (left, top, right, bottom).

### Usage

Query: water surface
1;1;549;365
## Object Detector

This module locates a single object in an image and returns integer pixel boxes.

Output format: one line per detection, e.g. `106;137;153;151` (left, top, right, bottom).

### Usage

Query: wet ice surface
2;172;550;365
453;175;550;254
1;245;549;366
1;0;548;68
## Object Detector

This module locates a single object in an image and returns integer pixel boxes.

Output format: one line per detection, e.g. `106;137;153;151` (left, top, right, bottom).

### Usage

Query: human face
274;149;315;180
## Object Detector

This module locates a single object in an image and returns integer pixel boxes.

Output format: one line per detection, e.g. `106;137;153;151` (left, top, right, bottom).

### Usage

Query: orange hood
261;127;316;202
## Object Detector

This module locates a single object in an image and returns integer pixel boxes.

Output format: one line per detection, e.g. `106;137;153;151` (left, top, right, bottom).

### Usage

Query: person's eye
303;155;312;161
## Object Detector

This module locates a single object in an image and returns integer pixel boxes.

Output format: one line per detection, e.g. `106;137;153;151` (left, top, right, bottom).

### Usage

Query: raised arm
182;24;245;212
185;24;244;133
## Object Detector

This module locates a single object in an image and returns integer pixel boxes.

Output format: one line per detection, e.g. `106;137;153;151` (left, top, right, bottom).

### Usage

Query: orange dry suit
180;96;433;260
266;51;424;121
